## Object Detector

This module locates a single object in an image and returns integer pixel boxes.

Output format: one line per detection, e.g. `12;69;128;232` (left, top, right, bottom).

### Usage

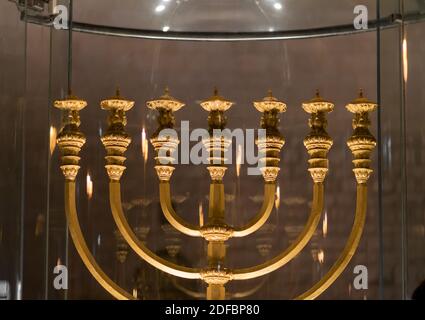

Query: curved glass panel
0;0;26;301
1;0;425;301
73;0;376;33
57;22;379;299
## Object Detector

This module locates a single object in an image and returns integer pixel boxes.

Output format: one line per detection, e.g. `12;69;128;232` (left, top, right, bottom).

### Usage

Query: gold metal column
200;89;234;300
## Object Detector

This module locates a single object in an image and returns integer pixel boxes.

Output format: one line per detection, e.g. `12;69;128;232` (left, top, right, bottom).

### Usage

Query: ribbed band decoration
54;93;87;181
254;90;286;182
100;88;134;181
147;87;184;181
200;88;234;181
346;90;377;184
302;90;334;183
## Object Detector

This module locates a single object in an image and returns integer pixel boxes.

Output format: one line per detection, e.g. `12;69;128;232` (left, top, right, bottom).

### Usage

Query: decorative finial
100;87;135;111
253;91;286;113
146;87;185;112
302;89;334;114
214;87;218;96
346;89;377;113
267;89;273;98
200;88;233;112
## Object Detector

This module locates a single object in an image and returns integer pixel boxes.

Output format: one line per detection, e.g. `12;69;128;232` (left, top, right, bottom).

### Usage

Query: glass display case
0;0;424;300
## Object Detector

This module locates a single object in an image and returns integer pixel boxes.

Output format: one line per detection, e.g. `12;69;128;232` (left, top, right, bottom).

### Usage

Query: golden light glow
322;210;328;238
199;202;204;227
141;128;149;163
317;249;324;264
275;184;281;210
132;288;138;299
86;173;93;200
35;214;45;237
236;144;242;177
49;126;57;155
402;37;408;83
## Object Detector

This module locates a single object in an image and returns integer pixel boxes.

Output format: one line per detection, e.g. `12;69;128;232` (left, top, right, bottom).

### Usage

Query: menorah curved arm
109;181;202;280
228;277;268;299
64;181;135;300
232;182;324;280
159;181;202;237
170;276;267;299
294;184;367;300
170;278;206;299
233;182;276;238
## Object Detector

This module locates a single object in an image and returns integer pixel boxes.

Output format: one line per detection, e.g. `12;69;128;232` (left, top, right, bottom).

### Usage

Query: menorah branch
232;182;324;280
109;181;202;279
159;181;202;237
233;182;276;238
64;181;135;300
171;275;267;299
293;90;375;299
294;184;367;300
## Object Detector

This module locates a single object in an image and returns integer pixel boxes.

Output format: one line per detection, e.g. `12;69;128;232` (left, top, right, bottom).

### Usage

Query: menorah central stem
208;183;225;224
206;181;227;300
207;283;226;300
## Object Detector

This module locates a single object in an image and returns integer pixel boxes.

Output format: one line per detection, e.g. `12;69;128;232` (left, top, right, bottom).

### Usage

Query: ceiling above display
71;0;377;33
10;0;425;40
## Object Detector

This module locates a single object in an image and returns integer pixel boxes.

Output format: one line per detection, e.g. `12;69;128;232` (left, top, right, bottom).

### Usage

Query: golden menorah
54;87;376;300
